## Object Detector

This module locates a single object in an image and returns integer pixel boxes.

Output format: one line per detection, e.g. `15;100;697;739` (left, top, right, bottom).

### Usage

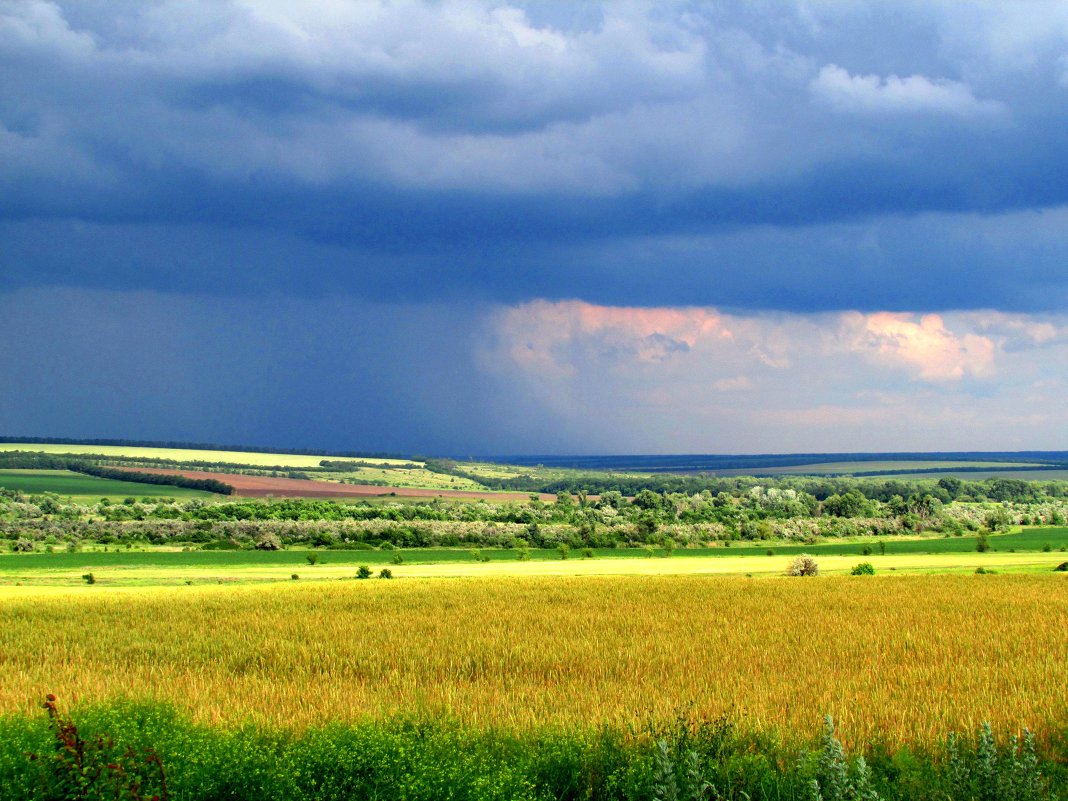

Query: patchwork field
0;443;411;468
107;466;553;499
318;465;487;490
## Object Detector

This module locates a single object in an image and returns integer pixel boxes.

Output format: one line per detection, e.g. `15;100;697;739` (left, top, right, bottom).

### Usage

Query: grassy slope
754;459;1046;474
874;469;1068;481
318;467;487;490
0;469;213;500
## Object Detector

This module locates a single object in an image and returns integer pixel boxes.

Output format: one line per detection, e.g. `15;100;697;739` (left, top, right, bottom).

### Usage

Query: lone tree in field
787;554;819;576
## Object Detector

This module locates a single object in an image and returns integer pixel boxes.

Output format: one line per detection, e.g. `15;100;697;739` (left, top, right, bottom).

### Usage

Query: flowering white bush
787;554;819;576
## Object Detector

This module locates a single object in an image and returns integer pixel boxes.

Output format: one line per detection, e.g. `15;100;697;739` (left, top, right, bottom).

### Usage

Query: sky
3;0;1068;455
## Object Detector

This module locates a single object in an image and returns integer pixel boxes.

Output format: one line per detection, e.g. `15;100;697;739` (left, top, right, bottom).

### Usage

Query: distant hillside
492;452;1068;474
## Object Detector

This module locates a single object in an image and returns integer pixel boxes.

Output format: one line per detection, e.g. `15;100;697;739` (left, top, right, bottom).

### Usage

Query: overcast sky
3;1;1068;455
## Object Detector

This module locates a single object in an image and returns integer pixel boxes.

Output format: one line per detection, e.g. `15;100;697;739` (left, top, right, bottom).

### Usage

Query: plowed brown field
115;467;554;501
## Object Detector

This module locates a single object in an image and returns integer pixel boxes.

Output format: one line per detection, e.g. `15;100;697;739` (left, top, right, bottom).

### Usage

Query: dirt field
114;467;554;501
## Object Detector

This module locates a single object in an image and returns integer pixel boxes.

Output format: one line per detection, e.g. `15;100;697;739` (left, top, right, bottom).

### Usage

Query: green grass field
0;469;214;500
0;443;415;469
3;527;1065;587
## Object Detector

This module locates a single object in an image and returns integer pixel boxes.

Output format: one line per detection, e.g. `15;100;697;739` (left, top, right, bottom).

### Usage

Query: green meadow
0;469;213;500
3;527;1065;588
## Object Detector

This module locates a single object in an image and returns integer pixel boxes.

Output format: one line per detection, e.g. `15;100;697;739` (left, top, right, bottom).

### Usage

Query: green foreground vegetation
2;701;1064;801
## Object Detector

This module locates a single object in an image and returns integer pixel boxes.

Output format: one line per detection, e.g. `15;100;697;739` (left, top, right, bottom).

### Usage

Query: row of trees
5;481;1065;544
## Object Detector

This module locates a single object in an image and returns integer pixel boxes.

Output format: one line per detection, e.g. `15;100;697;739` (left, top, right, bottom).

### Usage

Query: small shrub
861;544;872;556
356;565;372;579
557;544;570;560
976;533;990;553
975;566;996;575
82;573;96;585
1053;561;1068;572
851;562;875;576
787;554;819;576
306;552;320;566
291;573;299;580
766;549;775;556
391;552;404;565
1042;543;1052;552
13;538;34;553
378;568;393;579
582;547;594;558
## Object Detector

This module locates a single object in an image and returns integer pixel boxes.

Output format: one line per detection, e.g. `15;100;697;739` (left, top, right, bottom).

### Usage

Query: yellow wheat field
1;574;1066;747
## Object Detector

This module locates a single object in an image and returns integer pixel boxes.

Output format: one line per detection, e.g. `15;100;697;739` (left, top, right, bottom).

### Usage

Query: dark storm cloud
4;1;1068;312
5;206;1068;313
0;287;566;455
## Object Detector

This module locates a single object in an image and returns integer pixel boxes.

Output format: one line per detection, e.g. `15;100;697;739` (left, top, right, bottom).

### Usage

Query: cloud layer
5;2;1068;453
4;1;1068;312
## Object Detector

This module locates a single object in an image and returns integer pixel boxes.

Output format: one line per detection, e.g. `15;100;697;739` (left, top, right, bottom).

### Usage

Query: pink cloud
841;311;995;381
494;299;730;375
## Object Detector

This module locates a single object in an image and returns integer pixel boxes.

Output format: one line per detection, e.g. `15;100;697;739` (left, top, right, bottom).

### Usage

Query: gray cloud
4;1;1068;317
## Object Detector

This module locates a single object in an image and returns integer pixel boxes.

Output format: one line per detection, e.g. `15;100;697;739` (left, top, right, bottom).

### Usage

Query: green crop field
3;527;1065;588
0;469;214;500
0;443;415;469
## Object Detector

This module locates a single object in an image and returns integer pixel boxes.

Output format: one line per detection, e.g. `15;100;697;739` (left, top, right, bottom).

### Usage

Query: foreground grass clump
1;576;1066;747
1;701;1064;801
